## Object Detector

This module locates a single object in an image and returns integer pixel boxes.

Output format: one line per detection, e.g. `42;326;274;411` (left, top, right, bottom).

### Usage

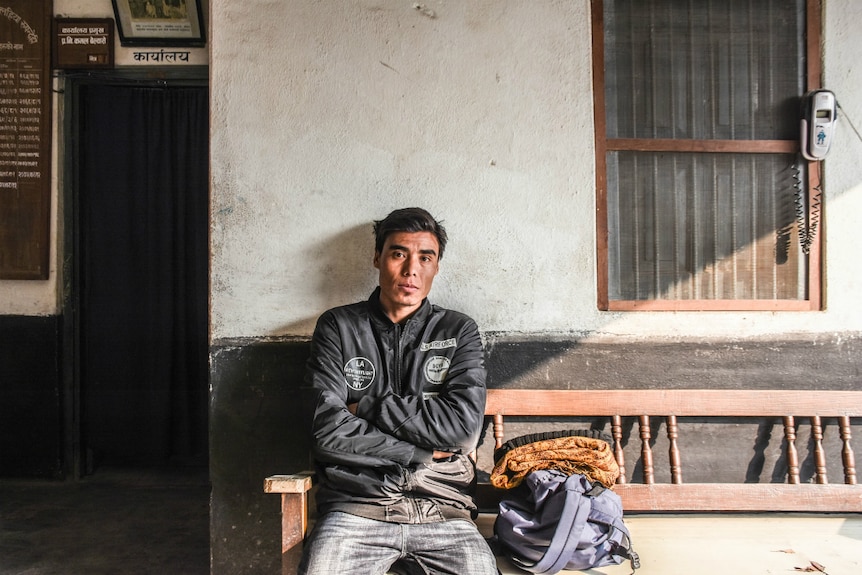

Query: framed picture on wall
111;0;205;46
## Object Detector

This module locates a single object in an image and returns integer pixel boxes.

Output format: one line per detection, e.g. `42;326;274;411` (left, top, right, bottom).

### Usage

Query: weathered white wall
821;0;862;327
210;0;598;338
210;0;862;341
4;1;859;337
0;0;207;315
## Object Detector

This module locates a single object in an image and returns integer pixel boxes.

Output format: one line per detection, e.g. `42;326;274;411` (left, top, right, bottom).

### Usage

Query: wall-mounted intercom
800;89;837;160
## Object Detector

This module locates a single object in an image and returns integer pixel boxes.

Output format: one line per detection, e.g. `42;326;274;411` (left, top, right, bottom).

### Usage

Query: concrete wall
210;0;862;341
1;1;860;573
207;1;862;573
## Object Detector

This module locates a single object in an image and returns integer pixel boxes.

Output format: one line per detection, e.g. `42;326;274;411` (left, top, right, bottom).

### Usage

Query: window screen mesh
604;0;805;141
602;0;811;303
607;152;807;301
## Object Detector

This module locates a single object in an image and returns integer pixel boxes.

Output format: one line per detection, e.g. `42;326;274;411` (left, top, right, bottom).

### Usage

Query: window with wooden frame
592;0;823;311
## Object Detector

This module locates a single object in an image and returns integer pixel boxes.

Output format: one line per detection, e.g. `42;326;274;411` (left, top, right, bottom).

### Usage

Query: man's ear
373;251;380;269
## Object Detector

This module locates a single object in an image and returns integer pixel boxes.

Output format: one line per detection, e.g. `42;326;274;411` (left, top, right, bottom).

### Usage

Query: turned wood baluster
639;415;654;484
667;415;682;484
493;414;504;450
612;415;626;484
811;416;827;484
783;416;800;484
839;416;857;485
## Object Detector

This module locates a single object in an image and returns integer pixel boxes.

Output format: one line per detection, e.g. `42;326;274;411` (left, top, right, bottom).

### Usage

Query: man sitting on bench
298;207;498;575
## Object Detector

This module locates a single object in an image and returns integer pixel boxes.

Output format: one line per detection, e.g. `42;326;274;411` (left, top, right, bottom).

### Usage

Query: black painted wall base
209;340;313;574
209;333;862;574
0;315;62;479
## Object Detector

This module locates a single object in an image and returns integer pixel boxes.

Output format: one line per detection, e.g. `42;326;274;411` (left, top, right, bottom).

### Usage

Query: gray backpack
493;468;640;574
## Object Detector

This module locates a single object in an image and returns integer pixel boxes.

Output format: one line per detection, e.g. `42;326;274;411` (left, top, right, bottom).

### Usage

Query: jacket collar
368;286;432;327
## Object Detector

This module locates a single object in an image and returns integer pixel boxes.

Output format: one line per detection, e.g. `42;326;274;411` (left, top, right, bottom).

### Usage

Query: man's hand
347;402;358;415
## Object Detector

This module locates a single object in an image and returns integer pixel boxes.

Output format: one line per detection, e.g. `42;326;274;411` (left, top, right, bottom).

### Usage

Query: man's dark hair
373;207;448;260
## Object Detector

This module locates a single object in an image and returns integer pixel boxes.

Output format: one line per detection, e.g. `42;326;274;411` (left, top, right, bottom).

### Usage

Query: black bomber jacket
305;287;487;523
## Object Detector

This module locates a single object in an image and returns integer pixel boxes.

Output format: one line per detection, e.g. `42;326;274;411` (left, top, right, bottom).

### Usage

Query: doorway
65;72;209;476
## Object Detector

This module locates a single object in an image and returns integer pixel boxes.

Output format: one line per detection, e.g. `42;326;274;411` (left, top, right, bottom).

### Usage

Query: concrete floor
7;468;858;575
0;467;210;575
477;513;862;575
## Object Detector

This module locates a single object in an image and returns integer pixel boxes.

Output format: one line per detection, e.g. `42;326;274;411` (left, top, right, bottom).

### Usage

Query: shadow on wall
472;336;862;487
267;222;378;337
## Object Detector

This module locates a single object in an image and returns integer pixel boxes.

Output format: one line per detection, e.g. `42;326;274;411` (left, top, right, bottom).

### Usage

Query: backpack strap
525;474;593;574
588;486;640;571
607;518;642;570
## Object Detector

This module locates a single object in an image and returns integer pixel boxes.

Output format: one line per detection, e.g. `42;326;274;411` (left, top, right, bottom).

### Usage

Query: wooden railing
267;389;862;574
481;389;860;512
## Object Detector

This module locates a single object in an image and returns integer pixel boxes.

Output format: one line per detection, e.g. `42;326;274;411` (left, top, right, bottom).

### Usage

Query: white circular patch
344;357;375;391
423;356;450;385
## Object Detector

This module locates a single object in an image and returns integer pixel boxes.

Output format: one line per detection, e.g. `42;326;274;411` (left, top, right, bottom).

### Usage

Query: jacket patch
423;356;450;385
344;357;375;391
420;338;456;352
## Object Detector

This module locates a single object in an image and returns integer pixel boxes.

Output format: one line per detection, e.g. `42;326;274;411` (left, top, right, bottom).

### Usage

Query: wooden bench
265;389;862;574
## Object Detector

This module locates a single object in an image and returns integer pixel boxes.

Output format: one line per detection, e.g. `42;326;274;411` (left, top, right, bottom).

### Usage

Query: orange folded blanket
490;435;620;490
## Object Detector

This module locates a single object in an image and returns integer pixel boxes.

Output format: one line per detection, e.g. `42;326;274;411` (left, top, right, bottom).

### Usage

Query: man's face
373;231;440;324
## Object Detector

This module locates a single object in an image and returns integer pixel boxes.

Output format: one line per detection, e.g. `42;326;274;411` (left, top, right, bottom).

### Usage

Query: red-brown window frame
591;0;823;312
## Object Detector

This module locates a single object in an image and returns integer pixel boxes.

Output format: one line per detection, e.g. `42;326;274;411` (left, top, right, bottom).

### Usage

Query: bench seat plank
475;483;862;513
615;483;862;512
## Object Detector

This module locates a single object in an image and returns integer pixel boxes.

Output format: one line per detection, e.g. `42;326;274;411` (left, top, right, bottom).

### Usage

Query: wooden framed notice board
0;1;52;279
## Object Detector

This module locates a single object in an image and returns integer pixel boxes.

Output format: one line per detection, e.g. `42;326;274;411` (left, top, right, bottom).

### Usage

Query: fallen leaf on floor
794;561;827;573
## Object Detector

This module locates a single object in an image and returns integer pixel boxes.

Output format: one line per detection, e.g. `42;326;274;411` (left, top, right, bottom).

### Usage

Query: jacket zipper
394;323;403;395
395;321;422;522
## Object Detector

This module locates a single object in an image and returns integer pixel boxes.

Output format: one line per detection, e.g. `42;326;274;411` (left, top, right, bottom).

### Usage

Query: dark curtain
79;84;209;467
